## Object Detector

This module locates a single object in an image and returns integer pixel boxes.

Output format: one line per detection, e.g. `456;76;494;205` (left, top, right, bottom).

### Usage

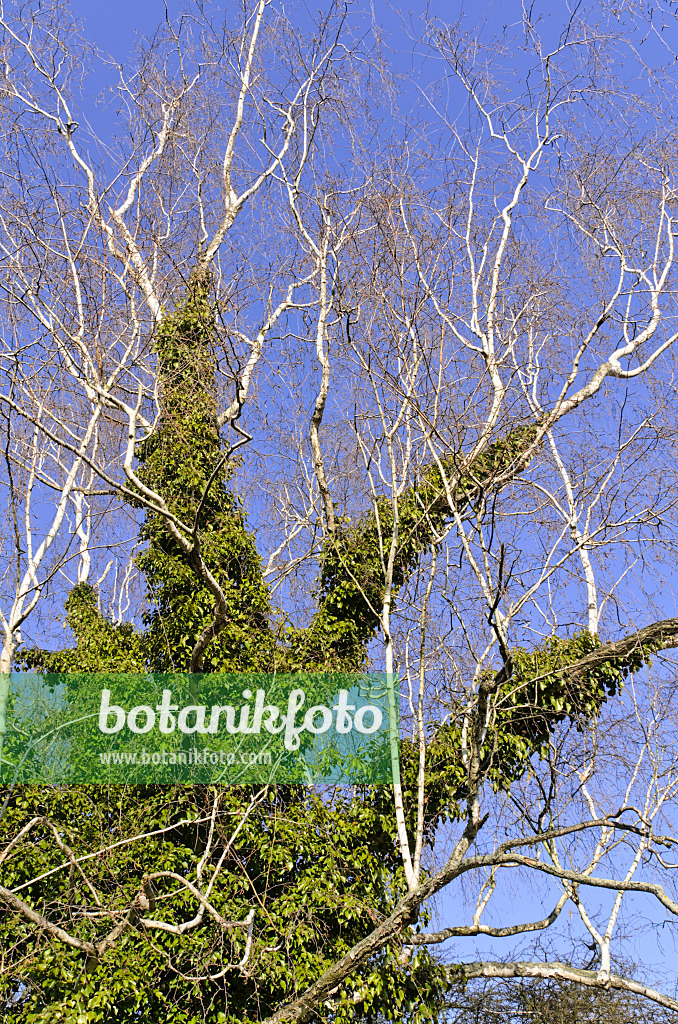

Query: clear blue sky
53;0;678;999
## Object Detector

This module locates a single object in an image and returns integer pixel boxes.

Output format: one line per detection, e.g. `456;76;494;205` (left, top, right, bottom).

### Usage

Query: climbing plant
8;280;669;1024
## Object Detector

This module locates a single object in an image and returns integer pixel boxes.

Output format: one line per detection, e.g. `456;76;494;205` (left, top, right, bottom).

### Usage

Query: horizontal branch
454;961;678;1013
260;798;678;1024
10;814;214;894
143;870;247;931
561;617;678;682
488;853;678;916
411;897;567;944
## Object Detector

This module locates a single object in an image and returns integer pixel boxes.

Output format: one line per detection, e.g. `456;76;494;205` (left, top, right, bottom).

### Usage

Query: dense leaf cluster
290;427;539;671
1;785;442;1024
5;282;661;1023
133;279;277;673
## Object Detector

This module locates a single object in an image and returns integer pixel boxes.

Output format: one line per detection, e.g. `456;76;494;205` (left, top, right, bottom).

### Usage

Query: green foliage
449;977;678;1024
290;427;539;671
134;275;276;673
498;628;659;754
380;628;661;840
6;280;460;1022
331;947;450;1023
23;282;538;684
20;584;145;673
5;281;656;1024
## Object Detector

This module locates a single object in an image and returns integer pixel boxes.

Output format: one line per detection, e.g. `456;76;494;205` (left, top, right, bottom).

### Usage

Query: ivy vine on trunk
11;277;674;1024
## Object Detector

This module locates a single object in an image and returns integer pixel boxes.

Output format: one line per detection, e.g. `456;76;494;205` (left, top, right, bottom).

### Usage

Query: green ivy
134;274;277;673
22;584;145;674
289;427;539;670
7;277;658;1024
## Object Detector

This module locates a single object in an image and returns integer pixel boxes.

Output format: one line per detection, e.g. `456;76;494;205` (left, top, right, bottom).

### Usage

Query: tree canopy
1;2;678;1023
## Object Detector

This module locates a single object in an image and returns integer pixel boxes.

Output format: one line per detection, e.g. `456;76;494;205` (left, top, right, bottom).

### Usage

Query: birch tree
2;3;678;1024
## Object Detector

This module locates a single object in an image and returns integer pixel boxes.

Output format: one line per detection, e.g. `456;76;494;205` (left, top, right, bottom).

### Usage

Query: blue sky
69;0;180;54
14;0;678;1002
